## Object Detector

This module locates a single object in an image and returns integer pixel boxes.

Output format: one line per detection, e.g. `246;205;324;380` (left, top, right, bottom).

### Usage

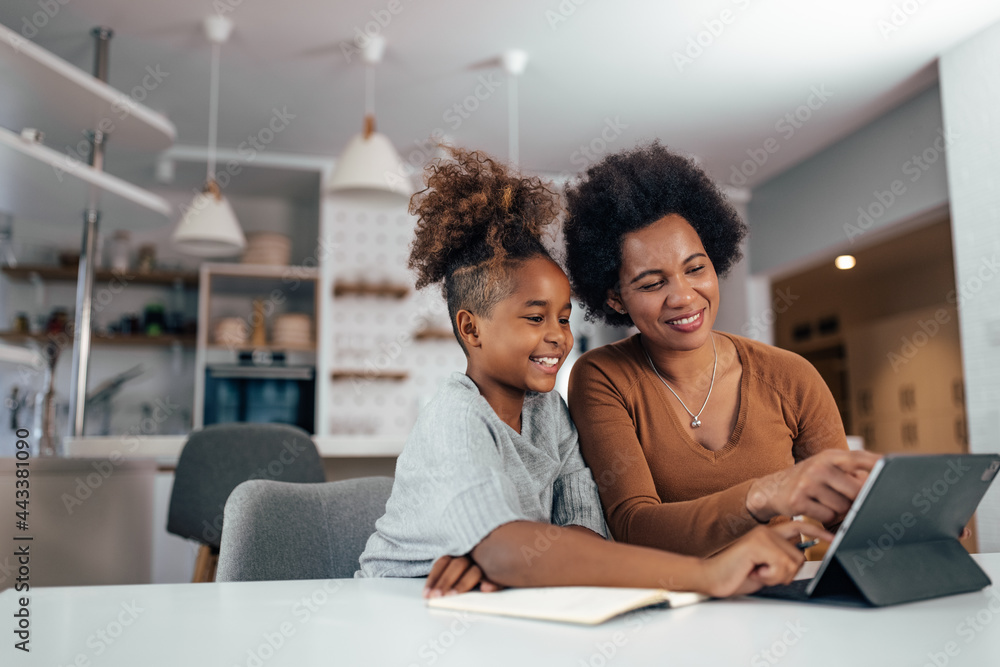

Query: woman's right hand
698;522;835;598
746;449;882;524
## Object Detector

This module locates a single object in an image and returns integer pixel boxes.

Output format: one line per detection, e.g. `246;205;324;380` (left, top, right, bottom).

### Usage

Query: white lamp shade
327;130;412;208
172;188;246;257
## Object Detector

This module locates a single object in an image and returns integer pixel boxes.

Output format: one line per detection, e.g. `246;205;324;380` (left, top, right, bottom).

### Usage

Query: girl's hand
423;554;504;598
698;521;835;598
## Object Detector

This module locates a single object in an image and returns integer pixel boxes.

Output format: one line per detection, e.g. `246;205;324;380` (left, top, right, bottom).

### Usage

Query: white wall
748;85;951;277
714;197;775;345
940;21;1000;553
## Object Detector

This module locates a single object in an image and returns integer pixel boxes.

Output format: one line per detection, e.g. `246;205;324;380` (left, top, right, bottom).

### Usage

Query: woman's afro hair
563;141;748;327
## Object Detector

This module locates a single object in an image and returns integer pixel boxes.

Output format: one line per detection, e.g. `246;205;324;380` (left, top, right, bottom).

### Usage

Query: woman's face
609;214;720;353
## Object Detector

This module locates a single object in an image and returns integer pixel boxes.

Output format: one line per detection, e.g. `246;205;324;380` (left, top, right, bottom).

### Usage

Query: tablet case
798;454;998;607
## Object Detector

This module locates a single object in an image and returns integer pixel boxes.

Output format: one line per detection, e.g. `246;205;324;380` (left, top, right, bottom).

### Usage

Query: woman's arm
747;361;880;523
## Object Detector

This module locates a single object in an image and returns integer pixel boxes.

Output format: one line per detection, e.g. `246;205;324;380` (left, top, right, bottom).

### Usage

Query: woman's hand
698;521;835;598
423;554;503;598
746;449;882;524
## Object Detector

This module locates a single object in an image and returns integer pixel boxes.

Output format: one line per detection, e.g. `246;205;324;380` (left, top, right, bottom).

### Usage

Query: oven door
204;365;315;434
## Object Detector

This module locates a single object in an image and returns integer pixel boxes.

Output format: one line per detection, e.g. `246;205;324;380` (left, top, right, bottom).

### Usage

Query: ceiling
2;0;1000;197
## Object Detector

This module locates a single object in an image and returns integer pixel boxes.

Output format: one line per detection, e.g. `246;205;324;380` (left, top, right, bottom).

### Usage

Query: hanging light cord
206;41;221;183
508;71;519;167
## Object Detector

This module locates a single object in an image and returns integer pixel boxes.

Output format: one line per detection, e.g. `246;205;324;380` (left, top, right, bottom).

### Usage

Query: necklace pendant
691;417;702;428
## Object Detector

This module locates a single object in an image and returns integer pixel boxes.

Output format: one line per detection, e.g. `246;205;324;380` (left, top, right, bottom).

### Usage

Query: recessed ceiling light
835;255;856;270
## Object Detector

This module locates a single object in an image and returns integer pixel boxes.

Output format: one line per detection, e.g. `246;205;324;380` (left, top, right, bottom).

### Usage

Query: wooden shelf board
0;126;171;230
207;343;316;353
414;329;454;341
0;22;176;153
331;370;408;381
202;262;320;280
333;282;410;299
0;331;195;347
2;264;198;287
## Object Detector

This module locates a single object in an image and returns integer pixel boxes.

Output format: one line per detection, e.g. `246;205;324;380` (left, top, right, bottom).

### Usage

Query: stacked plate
214;317;249;346
242;232;291;266
273;313;312;348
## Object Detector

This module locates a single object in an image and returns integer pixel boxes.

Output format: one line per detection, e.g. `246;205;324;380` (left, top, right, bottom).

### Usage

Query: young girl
356;147;830;598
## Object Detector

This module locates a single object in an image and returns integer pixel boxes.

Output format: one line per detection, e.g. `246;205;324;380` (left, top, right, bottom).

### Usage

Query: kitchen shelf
207;343;316;352
0;126;171;229
0;22;176;153
333;281;409;299
1;264;199;287
414;328;454;341
0;331;195;347
331;370;408;382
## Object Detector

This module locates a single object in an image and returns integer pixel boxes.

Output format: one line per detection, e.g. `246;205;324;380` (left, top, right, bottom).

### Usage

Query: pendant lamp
326;35;411;208
172;15;246;257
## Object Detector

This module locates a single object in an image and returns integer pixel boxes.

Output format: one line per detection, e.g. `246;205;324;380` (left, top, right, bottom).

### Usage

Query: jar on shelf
137;244;156;274
143;303;165;336
109;230;131;273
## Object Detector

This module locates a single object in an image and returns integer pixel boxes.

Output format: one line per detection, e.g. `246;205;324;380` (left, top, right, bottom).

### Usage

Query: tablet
753;452;1000;606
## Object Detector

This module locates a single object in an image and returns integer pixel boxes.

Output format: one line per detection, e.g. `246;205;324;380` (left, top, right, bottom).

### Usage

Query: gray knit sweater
357;372;608;578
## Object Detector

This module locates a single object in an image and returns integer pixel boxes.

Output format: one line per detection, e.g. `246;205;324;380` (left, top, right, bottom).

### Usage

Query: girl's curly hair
563;141;748;327
408;146;561;352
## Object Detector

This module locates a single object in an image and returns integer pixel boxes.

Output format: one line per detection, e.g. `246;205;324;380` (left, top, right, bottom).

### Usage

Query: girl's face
471;256;574;395
609;214;720;353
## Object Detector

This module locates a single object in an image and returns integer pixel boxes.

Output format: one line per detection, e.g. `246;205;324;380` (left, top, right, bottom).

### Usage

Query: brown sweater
568;332;846;557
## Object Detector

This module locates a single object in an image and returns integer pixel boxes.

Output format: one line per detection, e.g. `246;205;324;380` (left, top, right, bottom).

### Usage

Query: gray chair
216;476;394;582
166;423;326;582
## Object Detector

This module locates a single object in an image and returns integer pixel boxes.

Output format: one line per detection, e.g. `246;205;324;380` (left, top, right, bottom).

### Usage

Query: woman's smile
664;308;706;333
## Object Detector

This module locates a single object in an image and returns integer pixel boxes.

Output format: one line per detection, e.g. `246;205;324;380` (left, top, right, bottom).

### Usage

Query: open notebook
426;586;707;625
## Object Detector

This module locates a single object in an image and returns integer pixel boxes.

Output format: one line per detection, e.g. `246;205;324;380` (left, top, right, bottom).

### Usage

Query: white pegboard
320;204;466;438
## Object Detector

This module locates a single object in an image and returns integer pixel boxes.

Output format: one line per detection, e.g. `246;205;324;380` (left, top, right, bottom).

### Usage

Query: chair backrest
216;476;394;582
166;423;325;549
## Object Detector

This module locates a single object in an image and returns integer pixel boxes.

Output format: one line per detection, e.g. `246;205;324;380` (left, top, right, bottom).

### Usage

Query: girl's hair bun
408;146;560;290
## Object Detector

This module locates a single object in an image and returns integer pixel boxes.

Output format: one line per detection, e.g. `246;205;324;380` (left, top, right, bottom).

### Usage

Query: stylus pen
795;539;820;551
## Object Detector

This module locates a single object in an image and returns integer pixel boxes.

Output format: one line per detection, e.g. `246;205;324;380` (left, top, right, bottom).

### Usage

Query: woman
563;142;879;557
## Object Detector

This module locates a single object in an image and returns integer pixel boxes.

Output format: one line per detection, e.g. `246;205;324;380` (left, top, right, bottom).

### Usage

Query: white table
4;553;1000;666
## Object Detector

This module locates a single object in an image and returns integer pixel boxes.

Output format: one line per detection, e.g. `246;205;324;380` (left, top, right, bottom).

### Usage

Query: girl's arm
469;519;833;598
